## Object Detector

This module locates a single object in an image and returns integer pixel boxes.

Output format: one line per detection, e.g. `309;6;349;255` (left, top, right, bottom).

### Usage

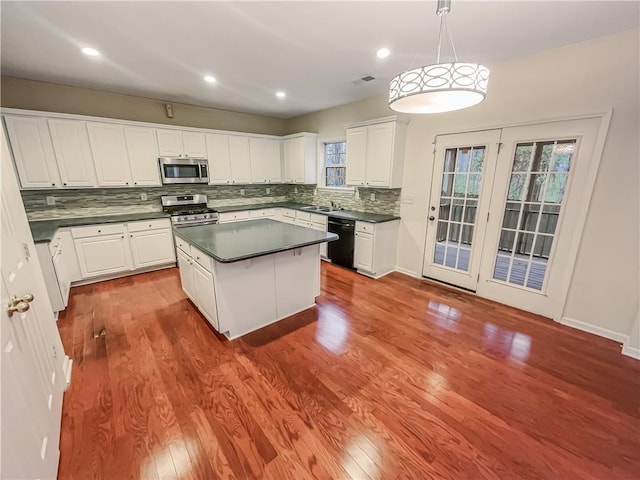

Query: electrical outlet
294;186;298;194
313;188;317;196
370;192;376;201
266;187;271;194
140;193;148;201
401;194;415;204
46;196;55;206
240;188;245;196
354;189;360;199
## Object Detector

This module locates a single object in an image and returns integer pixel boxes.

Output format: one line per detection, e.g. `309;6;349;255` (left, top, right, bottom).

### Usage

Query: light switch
370;192;376;201
140;193;148;201
46;196;55;206
240;188;245;196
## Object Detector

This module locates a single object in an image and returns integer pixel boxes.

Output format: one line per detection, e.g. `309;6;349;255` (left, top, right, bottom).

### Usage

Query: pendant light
389;0;489;114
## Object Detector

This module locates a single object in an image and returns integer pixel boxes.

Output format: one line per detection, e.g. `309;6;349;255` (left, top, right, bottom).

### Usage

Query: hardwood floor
56;263;640;479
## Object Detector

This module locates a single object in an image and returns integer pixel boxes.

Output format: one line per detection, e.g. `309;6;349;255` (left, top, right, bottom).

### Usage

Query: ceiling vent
352;75;376;86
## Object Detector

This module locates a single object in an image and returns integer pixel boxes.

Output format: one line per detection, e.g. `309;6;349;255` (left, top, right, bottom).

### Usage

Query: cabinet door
265;139;282;183
74;233;133;278
129;229;175;268
48;119;97;187
176;249;196;301
365;122;394;187
58;230;82;282
87;122;132;187
228;136;252;184
52;250;71;308
345;127;367;186
206;134;232;184
249;138;268;183
156;129;183;157
354;232;374;272
283;138;295;182
124;127;161;186
4;116;61;189
192;261;219;331
182;132;207;158
291;137;306;183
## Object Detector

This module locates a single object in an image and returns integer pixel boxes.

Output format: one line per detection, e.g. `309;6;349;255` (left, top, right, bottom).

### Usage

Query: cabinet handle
134;182;138;185
130;234;133;238
63;183;67;186
149;224;152;227
98;230;101;233
121;235;124;239
125;182;129;185
51;183;55;186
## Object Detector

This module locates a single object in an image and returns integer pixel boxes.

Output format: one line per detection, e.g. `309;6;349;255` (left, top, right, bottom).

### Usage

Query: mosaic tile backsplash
22;184;401;219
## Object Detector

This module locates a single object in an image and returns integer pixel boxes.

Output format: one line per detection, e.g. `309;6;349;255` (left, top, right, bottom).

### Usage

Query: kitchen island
173;219;337;339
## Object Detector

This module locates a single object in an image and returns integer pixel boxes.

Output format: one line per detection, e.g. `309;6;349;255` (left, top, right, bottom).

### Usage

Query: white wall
288;28;640;341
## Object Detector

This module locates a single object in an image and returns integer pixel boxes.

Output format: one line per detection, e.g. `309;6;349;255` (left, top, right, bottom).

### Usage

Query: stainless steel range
161;194;219;227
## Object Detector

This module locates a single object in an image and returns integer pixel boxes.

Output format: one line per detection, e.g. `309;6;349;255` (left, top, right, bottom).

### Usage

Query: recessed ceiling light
276;91;286;98
81;47;100;57
204;75;217;83
377;47;391;59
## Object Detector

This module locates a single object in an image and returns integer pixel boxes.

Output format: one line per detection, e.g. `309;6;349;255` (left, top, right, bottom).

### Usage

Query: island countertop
173;218;338;263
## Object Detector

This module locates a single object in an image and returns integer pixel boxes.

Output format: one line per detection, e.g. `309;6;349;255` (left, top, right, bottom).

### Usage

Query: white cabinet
282;133;317;184
250;137;281;183
124;127;161;186
87;122;133;187
353;220;400;278
274;246;320;314
354;230;374;272
177;248;196;301
157;129;206;158
309;214;328;259
73;231;132;278
218;211;251;223
4;116;61;189
192;261;219;330
128;219;175;268
228;136;252;184
48;119;97;187
249;209;276;219
345;126;367;187
176;243;219;330
206;133;232;184
345;119;407;188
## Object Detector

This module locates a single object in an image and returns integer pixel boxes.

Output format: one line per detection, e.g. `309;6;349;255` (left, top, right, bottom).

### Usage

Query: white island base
177;241;320;339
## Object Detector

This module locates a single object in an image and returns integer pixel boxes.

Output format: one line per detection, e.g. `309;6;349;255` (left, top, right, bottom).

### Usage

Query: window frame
318;138;353;191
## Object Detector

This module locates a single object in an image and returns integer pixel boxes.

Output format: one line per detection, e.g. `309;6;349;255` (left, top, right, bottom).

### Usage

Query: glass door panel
423;129;501;291
491;140;576;291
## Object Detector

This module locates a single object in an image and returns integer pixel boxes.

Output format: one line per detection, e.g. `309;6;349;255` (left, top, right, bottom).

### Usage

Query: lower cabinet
176;246;219;331
74;233;133;278
71;219;175;280
353;220;400;278
129;228;175;268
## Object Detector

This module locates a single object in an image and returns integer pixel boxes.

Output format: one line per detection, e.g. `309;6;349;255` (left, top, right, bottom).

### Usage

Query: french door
422;130;501;290
423;117;603;319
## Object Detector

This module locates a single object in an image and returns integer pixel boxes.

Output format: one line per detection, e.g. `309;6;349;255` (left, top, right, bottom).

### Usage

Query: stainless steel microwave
159;157;209;184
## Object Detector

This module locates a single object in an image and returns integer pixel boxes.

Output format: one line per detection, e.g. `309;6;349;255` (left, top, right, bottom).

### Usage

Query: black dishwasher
327;217;355;269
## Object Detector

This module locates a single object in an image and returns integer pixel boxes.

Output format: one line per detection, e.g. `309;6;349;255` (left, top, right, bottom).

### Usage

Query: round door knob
429;216;435;221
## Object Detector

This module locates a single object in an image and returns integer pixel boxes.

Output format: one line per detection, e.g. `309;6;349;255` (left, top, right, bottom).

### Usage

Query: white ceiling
1;1;638;119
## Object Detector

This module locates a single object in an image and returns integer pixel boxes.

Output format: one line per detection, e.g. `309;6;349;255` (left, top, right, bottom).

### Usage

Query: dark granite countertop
29;211;170;243
174;218;338;263
215;202;400;224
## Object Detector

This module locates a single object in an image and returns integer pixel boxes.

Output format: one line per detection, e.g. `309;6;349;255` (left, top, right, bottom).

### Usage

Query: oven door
159;158;208;184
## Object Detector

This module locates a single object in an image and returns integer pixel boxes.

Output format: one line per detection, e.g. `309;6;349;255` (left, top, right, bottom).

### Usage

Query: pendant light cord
437;13;458;63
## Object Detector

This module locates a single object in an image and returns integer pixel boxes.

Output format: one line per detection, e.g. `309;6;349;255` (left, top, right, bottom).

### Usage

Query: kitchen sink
301;205;333;212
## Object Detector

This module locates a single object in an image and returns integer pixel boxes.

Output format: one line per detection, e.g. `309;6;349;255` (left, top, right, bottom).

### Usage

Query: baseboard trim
71;263;176;287
622;344;640;360
394;266;420;278
561;316;629;344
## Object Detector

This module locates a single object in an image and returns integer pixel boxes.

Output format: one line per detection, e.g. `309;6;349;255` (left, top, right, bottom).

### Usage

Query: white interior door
477;118;602;318
1;128;67;480
422;130;501;290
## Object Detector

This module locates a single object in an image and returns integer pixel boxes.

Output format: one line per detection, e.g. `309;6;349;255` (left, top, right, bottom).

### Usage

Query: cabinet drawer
174;235;191;254
127;218;171;232
310;213;327;226
355;221;376;234
72;223;126;239
48;234;62;257
219;211;251;223
250;208;276;218
191;245;213;272
295;211;311;221
281;208;296;219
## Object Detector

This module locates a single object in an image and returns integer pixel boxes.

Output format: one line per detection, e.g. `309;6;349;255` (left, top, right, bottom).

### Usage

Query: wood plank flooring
56;264;640;479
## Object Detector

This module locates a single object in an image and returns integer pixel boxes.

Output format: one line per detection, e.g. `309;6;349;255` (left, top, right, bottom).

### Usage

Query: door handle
6;294;34;317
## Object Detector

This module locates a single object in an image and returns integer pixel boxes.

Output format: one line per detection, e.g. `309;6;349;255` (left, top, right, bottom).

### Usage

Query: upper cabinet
123;127;161;186
282;133;317;184
250;137;281;183
345;118;407;188
3;109;318;190
48;119;97;188
228;136;252;184
157;129;206;158
87;122;133;187
4;116;61;189
206;133;232;185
